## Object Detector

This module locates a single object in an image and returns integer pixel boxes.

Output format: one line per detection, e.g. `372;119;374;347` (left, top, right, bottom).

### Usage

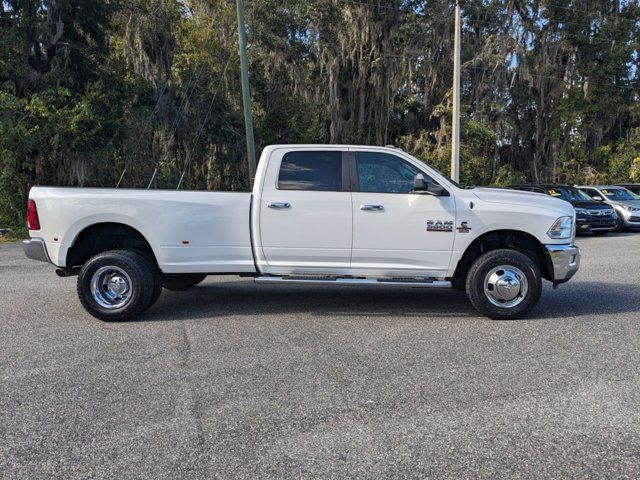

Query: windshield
622;187;640;198
546;187;592;202
600;188;637;201
423;164;466;189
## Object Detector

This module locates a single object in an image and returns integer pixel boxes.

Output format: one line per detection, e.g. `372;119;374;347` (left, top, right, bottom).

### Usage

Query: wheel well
452;230;552;283
66;223;156;268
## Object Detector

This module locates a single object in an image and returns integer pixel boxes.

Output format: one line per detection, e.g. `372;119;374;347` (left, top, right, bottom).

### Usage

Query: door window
583;188;604;200
278;151;342;191
355;152;430;193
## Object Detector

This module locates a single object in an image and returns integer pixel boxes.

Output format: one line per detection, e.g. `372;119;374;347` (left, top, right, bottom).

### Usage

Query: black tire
592;231;609;236
451;277;466;291
614;214;624;232
465;249;542;320
77;250;156;322
138;253;163;313
161;273;207;292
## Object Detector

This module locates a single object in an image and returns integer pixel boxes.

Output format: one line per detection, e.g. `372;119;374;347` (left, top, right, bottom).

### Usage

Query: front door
350;151;456;276
259;150;352;273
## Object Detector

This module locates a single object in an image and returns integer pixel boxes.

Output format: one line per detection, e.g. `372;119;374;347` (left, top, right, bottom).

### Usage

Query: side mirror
592;195;603;201
413;174;447;196
413;174;428;192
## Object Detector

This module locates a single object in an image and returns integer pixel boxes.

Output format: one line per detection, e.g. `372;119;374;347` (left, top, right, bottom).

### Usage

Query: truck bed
29;187;255;273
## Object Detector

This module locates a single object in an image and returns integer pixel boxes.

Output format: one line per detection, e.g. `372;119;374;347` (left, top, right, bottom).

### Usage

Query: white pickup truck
24;145;580;321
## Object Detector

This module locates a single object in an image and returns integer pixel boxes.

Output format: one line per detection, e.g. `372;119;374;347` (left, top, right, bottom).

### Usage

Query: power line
343;0;640;29
247;11;638;47
177;58;232;190
465;64;639;91
247;29;638;92
146;14;218;188
249;25;640;61
248;0;640;33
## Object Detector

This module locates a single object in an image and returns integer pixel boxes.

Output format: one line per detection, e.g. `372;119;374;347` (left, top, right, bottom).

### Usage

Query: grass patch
0;226;27;243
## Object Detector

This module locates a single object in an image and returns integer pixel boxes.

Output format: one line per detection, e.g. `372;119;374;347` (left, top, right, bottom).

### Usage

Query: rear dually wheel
77;250;160;321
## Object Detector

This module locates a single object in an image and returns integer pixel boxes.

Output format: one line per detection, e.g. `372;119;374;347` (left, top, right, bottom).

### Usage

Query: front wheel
614;215;624;232
465;249;542;320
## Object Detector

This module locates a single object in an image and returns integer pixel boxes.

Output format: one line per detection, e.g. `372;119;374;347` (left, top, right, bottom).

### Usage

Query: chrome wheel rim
90;266;133;309
483;265;528;308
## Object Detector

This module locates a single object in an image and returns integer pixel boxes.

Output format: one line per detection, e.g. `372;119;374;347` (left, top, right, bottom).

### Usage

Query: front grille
587;209;612;216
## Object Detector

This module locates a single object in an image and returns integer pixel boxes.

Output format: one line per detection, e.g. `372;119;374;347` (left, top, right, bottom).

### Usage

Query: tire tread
465;248;542;320
77;250;156;321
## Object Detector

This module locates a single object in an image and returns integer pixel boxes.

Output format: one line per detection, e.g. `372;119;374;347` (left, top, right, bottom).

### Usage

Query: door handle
267;202;291;209
360;204;384;211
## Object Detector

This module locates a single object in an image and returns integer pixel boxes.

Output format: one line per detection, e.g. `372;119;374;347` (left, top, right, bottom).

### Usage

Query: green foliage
600;128;640;182
1;0;639;229
399;119;497;186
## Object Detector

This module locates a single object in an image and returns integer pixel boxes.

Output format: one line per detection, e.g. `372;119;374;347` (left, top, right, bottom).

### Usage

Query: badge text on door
426;220;454;232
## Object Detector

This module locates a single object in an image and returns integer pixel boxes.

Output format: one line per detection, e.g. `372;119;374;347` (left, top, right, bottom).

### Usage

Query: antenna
147;165;158;189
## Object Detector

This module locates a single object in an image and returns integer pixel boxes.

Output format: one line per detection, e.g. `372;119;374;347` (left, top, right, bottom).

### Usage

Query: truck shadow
529;280;640;320
138;279;640;322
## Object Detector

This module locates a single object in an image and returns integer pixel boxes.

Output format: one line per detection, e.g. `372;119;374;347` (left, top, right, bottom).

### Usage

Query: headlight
574;208;588;216
547;216;574;239
622;205;640;212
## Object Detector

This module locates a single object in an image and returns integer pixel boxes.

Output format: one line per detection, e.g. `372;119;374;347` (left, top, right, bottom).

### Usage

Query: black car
616;183;640;196
508;184;617;235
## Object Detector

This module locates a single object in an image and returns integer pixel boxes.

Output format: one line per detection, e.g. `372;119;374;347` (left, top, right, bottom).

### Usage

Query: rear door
350;151;456;276
258;149;352;273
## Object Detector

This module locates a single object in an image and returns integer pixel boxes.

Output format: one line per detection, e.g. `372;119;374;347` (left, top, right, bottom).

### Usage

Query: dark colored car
508;184;617;235
616;183;640;196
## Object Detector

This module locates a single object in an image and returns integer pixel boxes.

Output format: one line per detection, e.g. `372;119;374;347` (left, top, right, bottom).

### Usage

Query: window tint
356;152;429;193
583;188;604;199
548;187;591;201
601;188;637;201
278;151;342;191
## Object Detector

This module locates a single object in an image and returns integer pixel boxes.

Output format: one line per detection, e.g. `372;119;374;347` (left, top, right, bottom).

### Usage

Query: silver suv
576;185;640;231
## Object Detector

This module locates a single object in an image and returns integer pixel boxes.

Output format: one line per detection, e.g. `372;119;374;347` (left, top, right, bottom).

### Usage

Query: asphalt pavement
1;234;640;479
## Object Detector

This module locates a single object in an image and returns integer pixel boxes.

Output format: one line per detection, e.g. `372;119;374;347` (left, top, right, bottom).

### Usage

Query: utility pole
450;0;461;182
235;0;257;188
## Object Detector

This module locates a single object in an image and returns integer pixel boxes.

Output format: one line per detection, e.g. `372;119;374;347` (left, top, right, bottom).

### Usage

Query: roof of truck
265;144;403;149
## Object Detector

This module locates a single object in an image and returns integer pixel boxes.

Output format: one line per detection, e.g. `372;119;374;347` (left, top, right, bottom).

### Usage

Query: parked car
616;183;640;196
576;185;640;231
23;145;580;321
507;183;617;235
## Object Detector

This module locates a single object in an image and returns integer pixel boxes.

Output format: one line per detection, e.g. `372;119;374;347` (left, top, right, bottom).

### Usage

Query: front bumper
621;212;640;228
23;238;51;263
546;244;580;284
576;217;616;232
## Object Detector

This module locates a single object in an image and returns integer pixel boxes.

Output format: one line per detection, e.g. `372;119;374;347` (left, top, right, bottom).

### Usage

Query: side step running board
254;276;451;288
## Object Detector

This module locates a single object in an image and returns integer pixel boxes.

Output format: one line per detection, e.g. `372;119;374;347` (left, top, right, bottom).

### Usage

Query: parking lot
2;233;640;478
